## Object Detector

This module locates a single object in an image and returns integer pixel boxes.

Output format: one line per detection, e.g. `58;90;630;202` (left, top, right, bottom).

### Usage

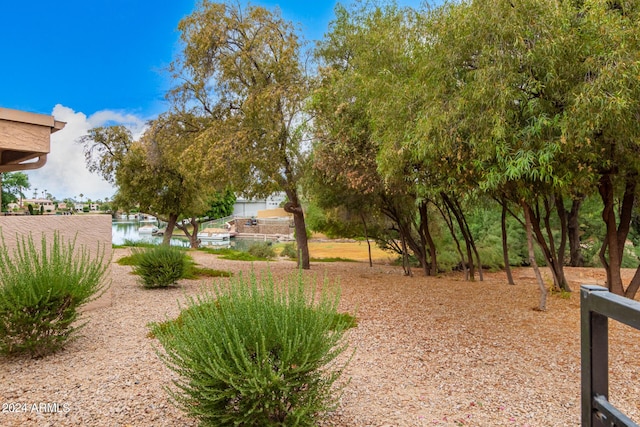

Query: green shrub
113;239;157;249
133;245;188;288
247;241;276;259
151;271;353;426
199;247;266;261
0;232;109;358
279;242;298;259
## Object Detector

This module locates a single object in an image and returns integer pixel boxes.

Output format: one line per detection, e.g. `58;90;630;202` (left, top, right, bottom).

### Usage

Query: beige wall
0;215;112;311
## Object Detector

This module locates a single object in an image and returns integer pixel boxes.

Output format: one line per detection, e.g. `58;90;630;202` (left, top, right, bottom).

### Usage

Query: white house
232;192;286;217
23;198;55;213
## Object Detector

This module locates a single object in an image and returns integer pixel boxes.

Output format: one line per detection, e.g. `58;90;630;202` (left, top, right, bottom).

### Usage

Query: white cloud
25;105;148;201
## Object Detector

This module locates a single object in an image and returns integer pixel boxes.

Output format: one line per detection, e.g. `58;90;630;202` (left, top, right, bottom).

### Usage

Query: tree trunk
441;193;481;280
598;172;636;295
598;174;622;294
501;200;515;285
284;198;310;270
360;212;373;268
162;213;179;246
625;265;640;300
568;196;584;267
418;200;438;275
400;232;412;276
381;197;432;276
526;200;570;292
523;200;547;311
176;217;200;248
436;199;468;279
553;194;569;276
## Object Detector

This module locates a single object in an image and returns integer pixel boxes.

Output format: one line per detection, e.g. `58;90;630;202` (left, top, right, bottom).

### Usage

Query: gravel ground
1;248;639;426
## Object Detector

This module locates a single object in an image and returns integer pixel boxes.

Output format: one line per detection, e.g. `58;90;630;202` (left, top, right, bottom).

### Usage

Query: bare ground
1;247;640;427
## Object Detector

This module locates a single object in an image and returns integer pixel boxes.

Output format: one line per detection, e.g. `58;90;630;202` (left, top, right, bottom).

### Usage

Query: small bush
133;245;188;288
247;241;276;259
183;267;233;279
0;232;109;358
151;271;353;426
279;242;298;259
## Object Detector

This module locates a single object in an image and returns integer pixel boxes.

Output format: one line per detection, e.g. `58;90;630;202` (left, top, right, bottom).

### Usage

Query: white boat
199;231;231;241
138;225;159;234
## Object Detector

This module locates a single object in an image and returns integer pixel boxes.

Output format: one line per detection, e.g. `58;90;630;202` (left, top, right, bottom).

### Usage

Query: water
112;220;230;248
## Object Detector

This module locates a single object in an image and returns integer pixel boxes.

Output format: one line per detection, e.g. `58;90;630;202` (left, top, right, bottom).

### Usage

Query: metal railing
581;285;640;427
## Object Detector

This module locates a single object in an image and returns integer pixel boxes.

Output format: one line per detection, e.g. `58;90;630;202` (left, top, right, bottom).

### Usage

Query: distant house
23;198;55;213
232;192;286;217
89;203;99;211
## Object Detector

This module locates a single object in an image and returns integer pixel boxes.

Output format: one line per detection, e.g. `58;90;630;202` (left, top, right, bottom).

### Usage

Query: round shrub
279;242;298;259
133;245;188;288
0;232;109;358
151;271;352;426
247;241;276;259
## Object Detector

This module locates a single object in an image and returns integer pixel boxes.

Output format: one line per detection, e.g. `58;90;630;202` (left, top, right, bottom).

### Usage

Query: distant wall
235;217;293;236
0;215;112;311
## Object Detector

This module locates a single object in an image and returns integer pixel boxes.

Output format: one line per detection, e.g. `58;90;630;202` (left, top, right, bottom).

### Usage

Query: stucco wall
235;218;293;235
0;215;112;311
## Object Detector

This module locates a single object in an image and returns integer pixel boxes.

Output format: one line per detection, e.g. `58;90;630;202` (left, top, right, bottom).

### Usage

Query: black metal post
581;284;640;427
581;285;608;427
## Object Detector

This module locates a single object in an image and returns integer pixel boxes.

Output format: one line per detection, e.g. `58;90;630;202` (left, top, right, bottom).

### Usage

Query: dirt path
1;249;639;426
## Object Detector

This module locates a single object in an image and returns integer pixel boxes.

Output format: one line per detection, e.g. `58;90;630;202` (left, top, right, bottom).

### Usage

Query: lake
111;220;231;248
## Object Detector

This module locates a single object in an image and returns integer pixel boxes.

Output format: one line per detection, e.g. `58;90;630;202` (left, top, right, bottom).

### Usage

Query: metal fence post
581;285;609;427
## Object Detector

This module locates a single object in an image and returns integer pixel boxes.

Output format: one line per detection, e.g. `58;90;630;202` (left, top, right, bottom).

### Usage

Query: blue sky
0;0;424;200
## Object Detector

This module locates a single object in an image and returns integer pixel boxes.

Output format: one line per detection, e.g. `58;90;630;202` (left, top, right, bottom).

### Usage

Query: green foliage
1;172;29;211
132;245;189;288
205;190;236;219
119;247;232;280
116;252;143;266
182;266;233;280
0;232;108;358
151;271;352;426
114;239;157;249
279;242;298;259
247;241;276;259
199;247;268;262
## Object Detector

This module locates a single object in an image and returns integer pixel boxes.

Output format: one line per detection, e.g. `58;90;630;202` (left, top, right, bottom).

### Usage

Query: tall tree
78;126;134;185
115;113;220;247
408;0;594;299
312;2;441;276
563;0;640;297
170;1;313;268
1;172;30;210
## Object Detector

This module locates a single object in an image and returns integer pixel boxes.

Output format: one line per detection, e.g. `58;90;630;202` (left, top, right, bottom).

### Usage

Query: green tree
404;0;591;305
78;126;133;184
115;113;220;248
312;3;441;276
170;1;313;268
1;172;30;211
563;0;640;297
204;190;236;220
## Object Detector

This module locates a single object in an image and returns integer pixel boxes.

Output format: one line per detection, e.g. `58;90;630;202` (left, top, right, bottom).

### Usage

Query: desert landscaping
1;245;640;427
